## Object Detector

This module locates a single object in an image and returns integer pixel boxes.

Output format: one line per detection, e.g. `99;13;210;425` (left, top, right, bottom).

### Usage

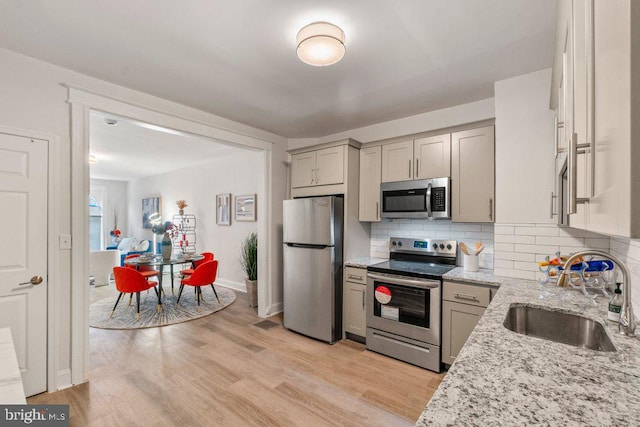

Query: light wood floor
28;284;444;426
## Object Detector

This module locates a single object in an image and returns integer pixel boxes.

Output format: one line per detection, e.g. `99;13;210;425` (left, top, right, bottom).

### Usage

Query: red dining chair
176;260;219;311
180;252;214;277
112;267;158;320
124;254;160;279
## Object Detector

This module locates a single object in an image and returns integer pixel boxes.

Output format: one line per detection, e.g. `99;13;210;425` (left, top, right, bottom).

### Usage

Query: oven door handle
367;273;440;289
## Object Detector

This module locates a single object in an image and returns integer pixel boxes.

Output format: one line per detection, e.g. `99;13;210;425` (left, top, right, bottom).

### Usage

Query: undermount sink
503;304;616;352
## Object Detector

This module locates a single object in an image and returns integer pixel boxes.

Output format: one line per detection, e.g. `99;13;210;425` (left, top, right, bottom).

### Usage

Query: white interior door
0;132;48;396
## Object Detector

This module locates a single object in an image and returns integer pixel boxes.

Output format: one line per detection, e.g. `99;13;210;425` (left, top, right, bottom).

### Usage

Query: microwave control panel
431;187;446;212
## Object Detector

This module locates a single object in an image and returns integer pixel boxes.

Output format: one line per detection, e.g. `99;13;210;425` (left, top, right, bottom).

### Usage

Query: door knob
19;276;43;286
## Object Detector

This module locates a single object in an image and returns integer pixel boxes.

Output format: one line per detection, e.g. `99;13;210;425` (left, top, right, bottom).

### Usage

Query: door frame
0;124;60;393
66;85;276;385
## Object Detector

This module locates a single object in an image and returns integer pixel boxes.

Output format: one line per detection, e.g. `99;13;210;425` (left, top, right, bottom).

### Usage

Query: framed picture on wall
216;193;231;226
235;194;256;222
142;197;161;229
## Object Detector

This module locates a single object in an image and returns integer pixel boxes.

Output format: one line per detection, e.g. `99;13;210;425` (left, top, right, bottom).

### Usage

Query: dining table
124;254;204;307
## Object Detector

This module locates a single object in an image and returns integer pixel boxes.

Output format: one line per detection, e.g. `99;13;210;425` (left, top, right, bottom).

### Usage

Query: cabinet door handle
416;158;419;178
408;159;411;178
310;168;315;185
362;290;365;310
569;133;577;214
454;293;479;302
489;198;493;221
550;192;556;219
376;201;379;220
348;275;364;281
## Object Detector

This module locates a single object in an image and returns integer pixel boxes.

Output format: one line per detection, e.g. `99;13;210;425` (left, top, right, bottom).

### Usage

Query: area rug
90;286;236;330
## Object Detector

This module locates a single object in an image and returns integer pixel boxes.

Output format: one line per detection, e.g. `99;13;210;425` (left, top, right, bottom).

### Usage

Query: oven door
366;272;441;345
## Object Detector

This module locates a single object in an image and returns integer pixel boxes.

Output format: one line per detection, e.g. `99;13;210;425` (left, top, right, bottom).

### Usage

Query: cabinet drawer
443;281;490;307
344;266;367;285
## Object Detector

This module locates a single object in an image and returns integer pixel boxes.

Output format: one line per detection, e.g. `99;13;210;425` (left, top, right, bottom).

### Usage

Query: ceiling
89;111;249;181
0;0;556;138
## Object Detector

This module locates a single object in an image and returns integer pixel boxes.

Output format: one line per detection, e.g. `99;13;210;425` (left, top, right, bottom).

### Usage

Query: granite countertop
443;267;500;287
344;257;387;268
418;275;640;426
0;327;26;404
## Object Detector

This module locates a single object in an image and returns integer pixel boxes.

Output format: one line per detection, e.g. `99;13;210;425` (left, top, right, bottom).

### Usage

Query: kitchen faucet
558;250;636;337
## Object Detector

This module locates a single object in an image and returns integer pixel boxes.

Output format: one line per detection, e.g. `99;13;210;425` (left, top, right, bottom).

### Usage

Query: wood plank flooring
28;285;444;426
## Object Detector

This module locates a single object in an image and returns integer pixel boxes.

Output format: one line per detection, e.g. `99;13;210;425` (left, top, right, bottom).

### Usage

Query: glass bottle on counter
608;283;623;322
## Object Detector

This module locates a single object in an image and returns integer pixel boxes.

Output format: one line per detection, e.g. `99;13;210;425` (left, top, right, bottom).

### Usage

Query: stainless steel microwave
380;178;451;219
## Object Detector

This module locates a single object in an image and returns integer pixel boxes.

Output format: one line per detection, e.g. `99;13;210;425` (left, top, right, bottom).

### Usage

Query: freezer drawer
283;244;342;343
366;327;441;372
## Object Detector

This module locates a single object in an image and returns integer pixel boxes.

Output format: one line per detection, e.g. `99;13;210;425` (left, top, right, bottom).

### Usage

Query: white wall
0;47;287;390
288;98;495;149
90;179;128;248
495;69;556;223
128;149;261;288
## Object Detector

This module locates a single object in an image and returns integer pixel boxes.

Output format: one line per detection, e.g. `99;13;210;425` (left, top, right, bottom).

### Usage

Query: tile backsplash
493;223;610;280
610;237;640;310
370;219;494;269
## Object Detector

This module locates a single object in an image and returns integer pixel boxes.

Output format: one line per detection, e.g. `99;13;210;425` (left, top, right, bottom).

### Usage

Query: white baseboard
265;301;283;317
55;369;72;391
214;278;246;293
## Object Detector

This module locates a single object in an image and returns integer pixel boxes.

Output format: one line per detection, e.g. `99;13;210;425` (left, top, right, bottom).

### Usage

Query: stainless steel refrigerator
283;196;343;344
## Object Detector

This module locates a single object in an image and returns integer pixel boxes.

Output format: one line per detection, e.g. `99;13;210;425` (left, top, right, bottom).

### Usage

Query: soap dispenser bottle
608;283;623;322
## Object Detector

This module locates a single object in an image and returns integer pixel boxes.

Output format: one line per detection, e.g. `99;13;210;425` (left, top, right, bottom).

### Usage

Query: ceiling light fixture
296;21;345;66
88;154;97;165
104;118;118;126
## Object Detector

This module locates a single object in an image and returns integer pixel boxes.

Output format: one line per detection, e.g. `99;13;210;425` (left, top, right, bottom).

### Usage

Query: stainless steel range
366;237;457;372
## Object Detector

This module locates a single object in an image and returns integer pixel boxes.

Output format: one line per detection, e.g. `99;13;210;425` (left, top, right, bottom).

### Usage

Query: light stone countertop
344;257;387;269
0;327;26;404
417;275;640;426
443;267;500;287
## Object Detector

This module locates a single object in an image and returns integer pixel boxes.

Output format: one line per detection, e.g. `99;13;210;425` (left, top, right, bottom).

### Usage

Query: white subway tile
531;226;561;236
463;232;494;240
535;236;585;247
494;268;536;280
494;242;515;252
494;259;514;269
481;224;495;232
436;231;466;239
584;238;611;250
558;227;608;239
513;261;539;272
494;251;536;262
513;226;539;236
514;244;559;254
495;234;536;244
494;225;515;235
392;219;411;224
450;224;483;232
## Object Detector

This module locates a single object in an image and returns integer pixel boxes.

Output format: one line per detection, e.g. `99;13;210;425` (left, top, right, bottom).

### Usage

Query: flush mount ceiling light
296;21;345;66
88;154;97;165
104;118;118;126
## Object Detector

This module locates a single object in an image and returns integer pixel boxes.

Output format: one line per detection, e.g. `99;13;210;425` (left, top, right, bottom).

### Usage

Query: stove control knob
392;241;397;246
398;241;403;247
432;243;438;250
446;244;452;250
439;244;445;250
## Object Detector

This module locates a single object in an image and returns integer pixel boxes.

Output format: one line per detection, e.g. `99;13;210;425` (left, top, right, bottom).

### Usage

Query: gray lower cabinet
344;266;367;341
442;281;492;365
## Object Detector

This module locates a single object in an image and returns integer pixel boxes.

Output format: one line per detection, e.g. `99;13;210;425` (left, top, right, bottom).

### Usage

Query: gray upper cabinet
291;146;344;188
381;134;451;183
359;146;382;222
451;126;495;223
381;140;413;183
414;134;451;180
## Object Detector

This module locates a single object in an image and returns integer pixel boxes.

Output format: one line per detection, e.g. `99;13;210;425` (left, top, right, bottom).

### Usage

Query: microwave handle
426;182;432;218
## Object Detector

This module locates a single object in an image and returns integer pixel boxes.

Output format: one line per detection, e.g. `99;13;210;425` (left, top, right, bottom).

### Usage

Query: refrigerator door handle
285;243;330;250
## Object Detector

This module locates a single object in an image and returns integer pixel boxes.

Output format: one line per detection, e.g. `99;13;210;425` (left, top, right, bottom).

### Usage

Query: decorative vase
161;232;172;260
179;209;184;216
245;279;258;308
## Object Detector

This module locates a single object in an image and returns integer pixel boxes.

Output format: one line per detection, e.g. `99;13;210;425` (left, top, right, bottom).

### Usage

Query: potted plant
176;200;187;216
240;232;258;307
